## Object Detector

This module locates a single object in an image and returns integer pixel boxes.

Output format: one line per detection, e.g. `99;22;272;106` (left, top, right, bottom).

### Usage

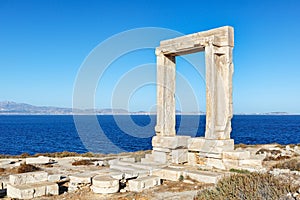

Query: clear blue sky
0;0;299;113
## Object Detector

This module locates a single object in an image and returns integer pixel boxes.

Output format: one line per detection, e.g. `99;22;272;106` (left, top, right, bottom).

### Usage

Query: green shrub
178;175;184;181
194;173;296;200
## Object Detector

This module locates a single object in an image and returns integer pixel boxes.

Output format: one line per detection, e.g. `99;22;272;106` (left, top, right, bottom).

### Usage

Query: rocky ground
1;144;300;200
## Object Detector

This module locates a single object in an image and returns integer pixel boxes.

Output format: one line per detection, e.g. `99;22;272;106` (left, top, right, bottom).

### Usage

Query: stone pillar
205;44;233;140
155;50;176;137
151;50;189;165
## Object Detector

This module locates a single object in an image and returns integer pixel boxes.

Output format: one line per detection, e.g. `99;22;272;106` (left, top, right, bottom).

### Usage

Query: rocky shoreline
0;144;300;200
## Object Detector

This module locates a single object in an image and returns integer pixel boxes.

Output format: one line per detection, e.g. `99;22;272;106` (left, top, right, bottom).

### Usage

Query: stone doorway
152;26;235;166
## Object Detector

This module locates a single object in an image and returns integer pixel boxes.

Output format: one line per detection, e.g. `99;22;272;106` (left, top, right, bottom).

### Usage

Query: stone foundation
150;136;190;164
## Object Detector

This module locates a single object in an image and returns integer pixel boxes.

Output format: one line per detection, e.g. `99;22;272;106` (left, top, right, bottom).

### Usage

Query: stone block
152;151;168;163
153;147;171;153
108;159;119;166
110;163;138;172
185;171;224;184
171;149;188;164
152;167;183;181
120;157;135;162
152;136;191;149
33;183;48;197
159;26;234;50
205;158;226;170
7;184;33;199
48;174;69;183
239;159;263;168
188;138;234;154
92;175;119;188
223;159;239;169
194;156;225;170
140;158;152;164
110;162;150;176
129;162;166;172
199;152;222;159
69;172;96;184
222;150;251;160
7;181;58;199
25;156;52;165
140;154;156;164
110;170;138;180
109;164;150;179
91;185;119;194
91;175;119;194
46;182;59;195
145;153;154;160
128;175;161;192
188;152;197;166
9;171;48;185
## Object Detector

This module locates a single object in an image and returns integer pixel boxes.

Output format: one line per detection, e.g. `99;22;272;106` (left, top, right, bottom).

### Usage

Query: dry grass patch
0;151;102;159
234;143;260;149
0;163;40;175
272;159;300;171
229;168;250;174
256;148;281;155
194;173;296;200
16;163;40;173
234;143;248;149
256;148;293;161
34;151;98;158
0;150;151;160
72;159;93;166
0;152;31;159
264;155;291;161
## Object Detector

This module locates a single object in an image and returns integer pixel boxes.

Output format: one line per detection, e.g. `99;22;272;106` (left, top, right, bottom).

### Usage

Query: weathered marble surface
155;26;234;139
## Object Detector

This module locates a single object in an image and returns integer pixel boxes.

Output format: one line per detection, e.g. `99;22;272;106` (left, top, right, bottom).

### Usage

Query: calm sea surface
0;115;300;155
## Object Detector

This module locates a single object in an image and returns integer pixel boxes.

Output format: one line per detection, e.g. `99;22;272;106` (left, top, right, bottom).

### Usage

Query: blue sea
0;115;300;155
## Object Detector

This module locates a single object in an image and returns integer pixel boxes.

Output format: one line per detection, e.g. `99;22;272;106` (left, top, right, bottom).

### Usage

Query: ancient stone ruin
3;26;266;199
152;26;237;169
147;26;264;170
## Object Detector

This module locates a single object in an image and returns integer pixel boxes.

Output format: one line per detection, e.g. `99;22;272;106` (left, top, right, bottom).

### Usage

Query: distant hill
0;101;207;115
0;101;130;115
0;101;73;114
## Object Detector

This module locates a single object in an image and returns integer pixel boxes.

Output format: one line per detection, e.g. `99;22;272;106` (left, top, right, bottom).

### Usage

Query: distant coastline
0;101;298;115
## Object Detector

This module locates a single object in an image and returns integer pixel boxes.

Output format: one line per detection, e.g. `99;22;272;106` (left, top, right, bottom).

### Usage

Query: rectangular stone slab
128;175;161;192
222;150;251;160
185;170;225;184
25;156;51;165
159;26;234;51
7;181;58;199
152;136;191;149
152;167;183;181
9;171;48;185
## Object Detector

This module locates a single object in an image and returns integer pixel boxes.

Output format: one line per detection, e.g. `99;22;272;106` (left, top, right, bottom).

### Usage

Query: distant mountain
0;101;130;115
0;101;207;115
0;101;73;114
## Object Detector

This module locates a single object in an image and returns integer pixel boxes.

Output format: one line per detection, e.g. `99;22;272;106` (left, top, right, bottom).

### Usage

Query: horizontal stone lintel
159;26;234;52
